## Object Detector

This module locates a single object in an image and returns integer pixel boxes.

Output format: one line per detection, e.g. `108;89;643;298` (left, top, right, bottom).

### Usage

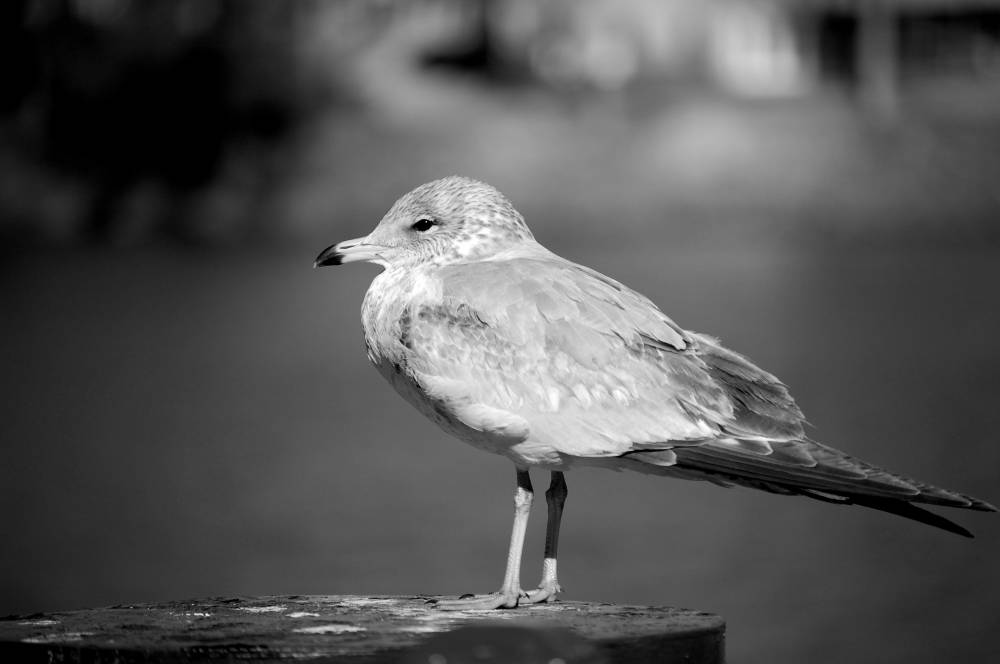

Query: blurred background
2;0;999;662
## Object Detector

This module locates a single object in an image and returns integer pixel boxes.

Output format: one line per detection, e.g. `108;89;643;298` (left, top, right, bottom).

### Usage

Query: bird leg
526;471;566;604
432;468;533;610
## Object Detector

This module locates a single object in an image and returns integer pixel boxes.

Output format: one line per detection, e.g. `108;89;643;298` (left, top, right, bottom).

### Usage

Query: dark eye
410;218;436;232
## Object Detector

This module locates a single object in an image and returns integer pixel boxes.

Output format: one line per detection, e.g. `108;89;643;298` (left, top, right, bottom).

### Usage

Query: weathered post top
1;595;725;663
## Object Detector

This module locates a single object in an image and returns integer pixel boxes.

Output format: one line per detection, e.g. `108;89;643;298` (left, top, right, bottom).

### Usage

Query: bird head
314;176;535;269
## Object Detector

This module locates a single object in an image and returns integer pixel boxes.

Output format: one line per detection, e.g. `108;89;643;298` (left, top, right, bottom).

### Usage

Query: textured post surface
0;595;725;663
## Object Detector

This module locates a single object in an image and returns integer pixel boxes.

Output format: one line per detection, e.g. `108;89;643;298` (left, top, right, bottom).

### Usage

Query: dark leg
527;471;567;603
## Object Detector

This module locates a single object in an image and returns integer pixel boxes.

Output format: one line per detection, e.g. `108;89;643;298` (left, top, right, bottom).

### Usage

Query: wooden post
0;595;725;663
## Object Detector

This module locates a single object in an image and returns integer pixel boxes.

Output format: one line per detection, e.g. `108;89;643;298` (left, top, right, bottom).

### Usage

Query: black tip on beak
313;244;342;268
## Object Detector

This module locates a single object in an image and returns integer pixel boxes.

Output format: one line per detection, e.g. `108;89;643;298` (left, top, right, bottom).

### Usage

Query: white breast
360;266;553;464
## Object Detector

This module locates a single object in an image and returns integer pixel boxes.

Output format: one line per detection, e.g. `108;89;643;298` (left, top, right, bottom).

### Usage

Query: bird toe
430;590;525;610
525;582;561;604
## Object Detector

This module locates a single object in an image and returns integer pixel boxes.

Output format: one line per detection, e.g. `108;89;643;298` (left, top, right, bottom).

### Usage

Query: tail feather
667;439;996;510
846;495;975;538
625;438;996;537
790;487;977;537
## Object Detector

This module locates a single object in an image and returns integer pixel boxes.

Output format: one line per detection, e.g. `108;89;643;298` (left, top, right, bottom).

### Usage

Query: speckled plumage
316;176;995;608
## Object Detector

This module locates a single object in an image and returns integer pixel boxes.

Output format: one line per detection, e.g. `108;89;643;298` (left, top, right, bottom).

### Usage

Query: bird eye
410;218;436;232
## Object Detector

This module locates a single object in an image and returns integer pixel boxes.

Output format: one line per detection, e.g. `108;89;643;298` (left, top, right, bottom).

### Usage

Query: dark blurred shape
421;0;509;79
814;9;859;85
901;8;1000;76
0;1;40;115
8;0;301;243
41;1;229;240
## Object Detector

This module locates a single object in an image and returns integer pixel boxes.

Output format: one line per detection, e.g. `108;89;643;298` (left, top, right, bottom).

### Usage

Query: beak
314;237;383;267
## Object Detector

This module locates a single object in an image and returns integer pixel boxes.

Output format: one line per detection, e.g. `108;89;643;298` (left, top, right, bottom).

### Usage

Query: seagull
315;176;996;610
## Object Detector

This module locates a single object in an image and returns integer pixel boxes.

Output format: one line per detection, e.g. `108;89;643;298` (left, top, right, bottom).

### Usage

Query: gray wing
401;255;734;455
